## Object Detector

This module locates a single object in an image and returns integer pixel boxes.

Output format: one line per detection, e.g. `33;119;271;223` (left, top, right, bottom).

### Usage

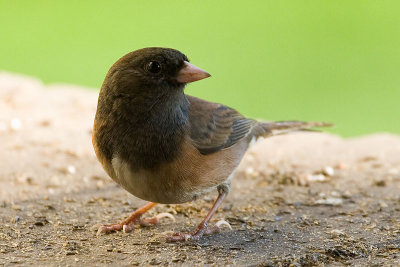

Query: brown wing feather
187;95;255;154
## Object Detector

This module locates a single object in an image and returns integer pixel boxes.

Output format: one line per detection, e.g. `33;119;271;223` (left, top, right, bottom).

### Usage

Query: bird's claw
122;224;130;233
94;223;125;236
91;223;107;236
139;212;175;226
93;212;175;236
166;219;232;242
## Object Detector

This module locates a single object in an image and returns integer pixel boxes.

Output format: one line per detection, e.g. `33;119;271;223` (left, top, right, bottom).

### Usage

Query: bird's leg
94;202;175;235
167;184;230;242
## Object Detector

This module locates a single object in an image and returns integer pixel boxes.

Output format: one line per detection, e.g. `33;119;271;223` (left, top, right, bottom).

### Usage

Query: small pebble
379;201;388;208
336;163;346;170
374;180;386;187
10;118;22;131
315;198;343;206
12;205;24;211
67;165;76;174
327;229;346;237
306;174;326;182
13;216;20;223
323;166;335;176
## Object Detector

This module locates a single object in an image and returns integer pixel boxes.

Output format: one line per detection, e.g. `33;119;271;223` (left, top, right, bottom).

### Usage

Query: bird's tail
255;120;333;137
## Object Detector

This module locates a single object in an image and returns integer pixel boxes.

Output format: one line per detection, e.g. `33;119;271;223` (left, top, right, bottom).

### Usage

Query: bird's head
102;47;210;98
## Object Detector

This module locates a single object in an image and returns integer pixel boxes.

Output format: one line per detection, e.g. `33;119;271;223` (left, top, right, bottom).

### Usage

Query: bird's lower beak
176;61;211;83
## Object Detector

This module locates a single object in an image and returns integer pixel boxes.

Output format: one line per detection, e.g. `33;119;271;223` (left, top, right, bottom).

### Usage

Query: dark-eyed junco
92;47;331;242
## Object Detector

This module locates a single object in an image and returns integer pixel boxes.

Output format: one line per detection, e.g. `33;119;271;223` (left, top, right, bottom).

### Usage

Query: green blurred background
1;1;399;137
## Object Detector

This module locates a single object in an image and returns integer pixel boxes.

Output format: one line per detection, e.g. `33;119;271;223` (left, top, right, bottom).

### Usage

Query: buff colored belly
110;140;248;204
111;157;211;203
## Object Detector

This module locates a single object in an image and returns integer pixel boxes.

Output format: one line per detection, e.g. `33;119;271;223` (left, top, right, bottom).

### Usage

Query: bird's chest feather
117;118;186;171
96;95;190;171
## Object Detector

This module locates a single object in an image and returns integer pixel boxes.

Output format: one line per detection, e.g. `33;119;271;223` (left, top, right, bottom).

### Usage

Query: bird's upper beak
176;61;211;83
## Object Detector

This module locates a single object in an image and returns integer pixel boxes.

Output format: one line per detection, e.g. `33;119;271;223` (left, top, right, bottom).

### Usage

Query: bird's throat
95;91;190;171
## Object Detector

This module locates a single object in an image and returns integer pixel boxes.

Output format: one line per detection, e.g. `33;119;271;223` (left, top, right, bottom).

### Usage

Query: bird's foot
93;212;175;236
166;219;232;242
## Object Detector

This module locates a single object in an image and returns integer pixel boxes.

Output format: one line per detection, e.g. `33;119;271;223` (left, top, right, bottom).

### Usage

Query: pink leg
166;190;228;242
95;202;174;234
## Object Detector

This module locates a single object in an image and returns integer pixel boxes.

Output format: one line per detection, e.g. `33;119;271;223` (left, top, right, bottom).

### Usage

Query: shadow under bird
92;47;331;242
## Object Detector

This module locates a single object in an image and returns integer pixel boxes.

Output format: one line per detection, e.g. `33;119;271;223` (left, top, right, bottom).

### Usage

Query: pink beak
176;61;211;83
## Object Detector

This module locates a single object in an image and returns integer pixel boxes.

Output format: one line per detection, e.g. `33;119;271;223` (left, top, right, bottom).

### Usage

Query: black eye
146;61;161;74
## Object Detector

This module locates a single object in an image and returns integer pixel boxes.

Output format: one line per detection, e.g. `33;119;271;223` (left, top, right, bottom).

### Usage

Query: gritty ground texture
0;72;400;266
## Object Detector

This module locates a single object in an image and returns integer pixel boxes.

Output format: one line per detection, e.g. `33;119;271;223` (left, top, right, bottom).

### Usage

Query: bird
92;47;331;242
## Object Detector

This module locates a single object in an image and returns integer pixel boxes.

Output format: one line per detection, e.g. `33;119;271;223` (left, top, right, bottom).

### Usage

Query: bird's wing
187;95;256;155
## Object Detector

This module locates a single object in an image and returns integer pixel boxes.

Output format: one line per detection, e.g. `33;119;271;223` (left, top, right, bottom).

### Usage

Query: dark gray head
102;47;210;97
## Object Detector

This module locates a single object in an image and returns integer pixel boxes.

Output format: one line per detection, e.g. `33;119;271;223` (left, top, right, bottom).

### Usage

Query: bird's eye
146;61;162;74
